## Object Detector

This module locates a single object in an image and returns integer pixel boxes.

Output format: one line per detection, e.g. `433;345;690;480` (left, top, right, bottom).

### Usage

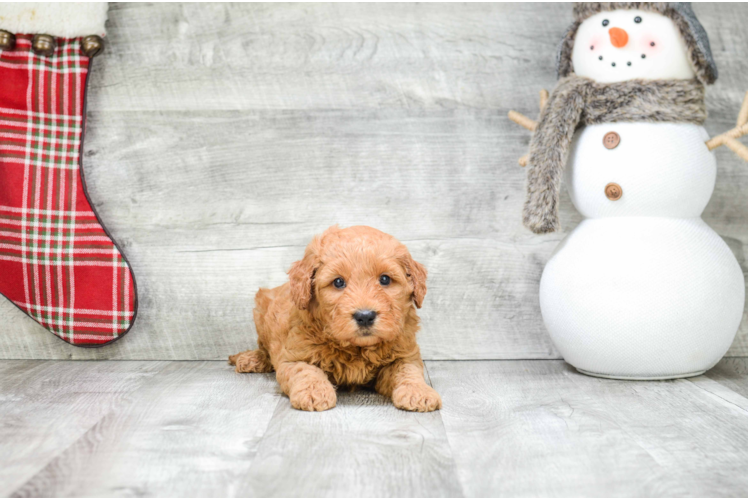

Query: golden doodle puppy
229;225;441;412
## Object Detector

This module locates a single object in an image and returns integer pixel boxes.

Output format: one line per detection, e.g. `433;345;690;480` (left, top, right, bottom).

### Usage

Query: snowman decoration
510;3;748;379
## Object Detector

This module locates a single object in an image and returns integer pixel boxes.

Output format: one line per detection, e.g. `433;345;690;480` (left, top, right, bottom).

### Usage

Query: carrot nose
609;27;629;48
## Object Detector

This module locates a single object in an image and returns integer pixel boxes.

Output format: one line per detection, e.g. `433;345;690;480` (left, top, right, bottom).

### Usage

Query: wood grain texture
5;360;460;497
701;357;748;401
10;361;281;497
242;386;463;497
1;3;747;360
428;359;748;497
0;361;166;496
6;359;748;496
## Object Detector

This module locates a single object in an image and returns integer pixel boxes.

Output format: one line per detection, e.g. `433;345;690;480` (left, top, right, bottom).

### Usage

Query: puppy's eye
333;277;346;289
634;16;642;23
379;275;391;286
602;19;609;27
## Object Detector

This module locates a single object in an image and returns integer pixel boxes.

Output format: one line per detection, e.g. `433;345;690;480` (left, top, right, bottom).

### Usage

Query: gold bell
81;35;104;58
0;30;15;51
32;34;56;57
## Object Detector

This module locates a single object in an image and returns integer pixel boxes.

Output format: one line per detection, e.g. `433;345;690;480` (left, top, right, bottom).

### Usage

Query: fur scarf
523;75;706;234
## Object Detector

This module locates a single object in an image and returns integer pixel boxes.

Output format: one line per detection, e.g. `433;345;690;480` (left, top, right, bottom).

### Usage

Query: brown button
603;131;620;149
605;182;623;201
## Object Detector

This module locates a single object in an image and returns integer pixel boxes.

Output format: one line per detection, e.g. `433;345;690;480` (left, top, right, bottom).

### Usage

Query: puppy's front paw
392;384;442;412
290;381;337;412
231;351;273;373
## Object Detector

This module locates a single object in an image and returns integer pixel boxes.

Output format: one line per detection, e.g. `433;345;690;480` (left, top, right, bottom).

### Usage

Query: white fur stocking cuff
0;3;108;38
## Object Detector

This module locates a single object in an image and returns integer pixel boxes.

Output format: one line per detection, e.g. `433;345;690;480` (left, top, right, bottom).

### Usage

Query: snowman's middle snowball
566;122;716;219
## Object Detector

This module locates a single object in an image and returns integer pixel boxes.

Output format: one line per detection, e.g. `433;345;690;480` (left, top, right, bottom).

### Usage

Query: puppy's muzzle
353;309;377;330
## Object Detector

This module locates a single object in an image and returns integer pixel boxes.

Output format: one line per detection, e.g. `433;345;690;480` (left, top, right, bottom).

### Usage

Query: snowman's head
557;3;718;85
572;10;694;82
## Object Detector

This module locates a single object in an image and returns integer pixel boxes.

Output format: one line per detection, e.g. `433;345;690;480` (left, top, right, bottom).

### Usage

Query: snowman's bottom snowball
540;217;745;380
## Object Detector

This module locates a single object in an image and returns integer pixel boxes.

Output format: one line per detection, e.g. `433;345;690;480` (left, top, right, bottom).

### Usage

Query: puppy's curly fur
229;225;441;413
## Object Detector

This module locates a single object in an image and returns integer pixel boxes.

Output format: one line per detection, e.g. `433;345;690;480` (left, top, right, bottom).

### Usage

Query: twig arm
706;123;748;151
706;91;748;162
508;111;537;132
725;138;748;162
509;89;548;167
539;89;549;111
737;90;748;127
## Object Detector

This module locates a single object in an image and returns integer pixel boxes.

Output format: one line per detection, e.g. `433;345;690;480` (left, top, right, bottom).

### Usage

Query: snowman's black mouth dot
590;45;594;50
611;62;616;67
599;56;603;61
627;61;632;66
650;42;656;47
641;54;646;59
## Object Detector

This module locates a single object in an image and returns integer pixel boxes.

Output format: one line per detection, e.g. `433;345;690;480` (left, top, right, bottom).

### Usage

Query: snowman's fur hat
557;2;718;85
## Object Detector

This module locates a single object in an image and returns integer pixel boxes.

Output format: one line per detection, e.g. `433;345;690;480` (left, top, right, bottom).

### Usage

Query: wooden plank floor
3;360;748;497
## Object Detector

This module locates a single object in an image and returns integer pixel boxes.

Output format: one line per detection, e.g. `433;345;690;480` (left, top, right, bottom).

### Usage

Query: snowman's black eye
333;277;346;289
634;16;642;23
602;19;610;27
650;41;656;47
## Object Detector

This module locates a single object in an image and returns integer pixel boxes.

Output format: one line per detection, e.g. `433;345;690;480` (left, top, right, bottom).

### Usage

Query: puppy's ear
402;253;428;308
288;235;323;310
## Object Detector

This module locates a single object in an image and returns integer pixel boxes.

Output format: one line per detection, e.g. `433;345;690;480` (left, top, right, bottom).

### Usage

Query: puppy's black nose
353;309;377;328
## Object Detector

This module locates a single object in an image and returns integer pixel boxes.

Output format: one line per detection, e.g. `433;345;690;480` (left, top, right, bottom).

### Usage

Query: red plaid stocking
0;34;137;346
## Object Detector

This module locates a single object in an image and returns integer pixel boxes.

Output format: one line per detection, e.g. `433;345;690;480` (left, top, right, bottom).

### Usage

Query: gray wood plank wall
1;3;747;360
